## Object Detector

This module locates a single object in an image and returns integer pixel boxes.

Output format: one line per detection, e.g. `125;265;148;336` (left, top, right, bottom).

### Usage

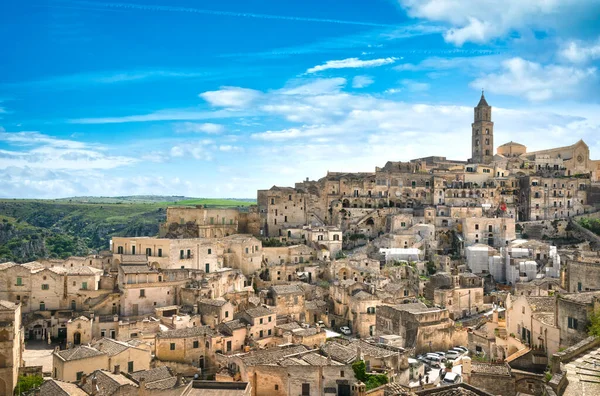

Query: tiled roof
199;298;228;307
242;306;273;318
120;254;149;264
157;326;215;339
305;299;327;310
280;352;342;366
22;261;46;271
219;319;248;335
351;340;396;358
533;312;556;326
560;291;600;304
471;362;511;376
120;264;158;274
92;338;134;356
130;366;173;383
67;266;103;275
239;345;309;366
0;262;17;270
39;379;88;396
145;377;181;390
271;284;303;295
80;370;137;396
352;290;379;301
321;342;356;363
0;300;18;310
277;322;302;331
524;296;555;312
55;345;106;362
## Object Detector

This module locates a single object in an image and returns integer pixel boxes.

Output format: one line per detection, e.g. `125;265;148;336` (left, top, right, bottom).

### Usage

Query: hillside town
3;94;600;396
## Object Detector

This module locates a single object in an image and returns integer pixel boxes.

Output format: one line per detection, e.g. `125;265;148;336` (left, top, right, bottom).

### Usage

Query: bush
352;360;389;390
14;375;43;394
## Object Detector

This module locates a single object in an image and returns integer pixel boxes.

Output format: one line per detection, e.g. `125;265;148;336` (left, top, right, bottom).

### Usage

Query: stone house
461;216;516;248
375;303;456;353
197;298;234;328
462;358;516;396
0;262;45;313
267;284;305;321
433;273;485;319
556;291;600;347
161;207;241;238
66;315;94;346
237;306;276;346
0;301;23;396
155;326;219;370
218;344;356;396
262;245;315;267
217;319;249;355
80;368;139;395
118;264;179;317
53;345;109;382
564;253;600;292
38;378;88;396
91;337;152;374
505;295;559;358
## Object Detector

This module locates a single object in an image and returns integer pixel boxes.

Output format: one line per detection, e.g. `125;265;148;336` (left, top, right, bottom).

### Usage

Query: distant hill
0;197;256;263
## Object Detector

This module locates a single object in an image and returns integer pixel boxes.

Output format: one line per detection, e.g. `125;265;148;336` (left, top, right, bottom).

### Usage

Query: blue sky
1;0;600;198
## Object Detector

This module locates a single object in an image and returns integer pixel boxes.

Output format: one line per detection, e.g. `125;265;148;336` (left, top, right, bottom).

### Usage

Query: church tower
471;91;494;164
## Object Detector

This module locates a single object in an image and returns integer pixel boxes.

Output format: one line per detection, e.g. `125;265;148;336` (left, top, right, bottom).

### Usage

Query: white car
445;350;461;361
339;326;352;335
442;372;462;385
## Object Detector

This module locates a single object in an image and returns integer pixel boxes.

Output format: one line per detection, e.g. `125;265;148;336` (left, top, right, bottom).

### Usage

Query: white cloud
400;79;430;92
560;38;600;63
352;75;375;88
306;57;398;73
218;145;242;152
471;57;596;101
175;122;225;134
278;78;347;95
199;86;262;108
0;130;137;170
170;139;214;160
398;0;597;45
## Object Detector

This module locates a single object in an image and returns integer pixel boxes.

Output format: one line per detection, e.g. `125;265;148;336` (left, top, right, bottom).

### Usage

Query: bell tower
471;91;494;164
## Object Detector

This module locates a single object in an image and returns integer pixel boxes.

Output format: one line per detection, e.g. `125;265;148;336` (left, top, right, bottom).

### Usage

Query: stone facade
0;301;23;396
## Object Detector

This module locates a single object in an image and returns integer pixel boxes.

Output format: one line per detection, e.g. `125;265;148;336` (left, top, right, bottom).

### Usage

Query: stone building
556;291;600;347
266;284;305;321
53;345;109;382
197;298;234;328
471;92;494;165
563;252;600;292
461;216;516;248
432;273;485;319
111;235;262;276
237;306;276;346
0;301;23;396
91;337;152;374
218;344;356;396
155;326;220;370
518;175;591;220
375;303;457;353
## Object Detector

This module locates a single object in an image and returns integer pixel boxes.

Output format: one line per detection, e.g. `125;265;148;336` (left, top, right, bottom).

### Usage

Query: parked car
453;346;468;353
424;354;442;368
316;320;325;327
442;372;462;385
445;350;462;361
432;351;446;360
339;326;352;335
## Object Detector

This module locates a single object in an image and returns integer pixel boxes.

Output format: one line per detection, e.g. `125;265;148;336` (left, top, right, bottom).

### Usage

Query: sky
1;0;600;199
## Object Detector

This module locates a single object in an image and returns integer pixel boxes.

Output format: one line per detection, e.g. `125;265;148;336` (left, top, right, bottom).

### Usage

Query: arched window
486;129;489;134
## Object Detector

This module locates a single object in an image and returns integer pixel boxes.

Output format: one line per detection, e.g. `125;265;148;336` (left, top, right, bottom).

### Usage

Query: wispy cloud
174;122;225;134
62;0;395;28
200;87;262;108
560;37;600;64
306;57;398;73
352;75;375;88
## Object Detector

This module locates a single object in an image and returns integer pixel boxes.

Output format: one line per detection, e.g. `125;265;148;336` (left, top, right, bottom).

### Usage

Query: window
140;289;145;297
271;198;274;205
193;340;199;348
268;316;272;322
341;370;345;377
76;372;83;381
128;361;134;373
210;217;214;224
259;330;264;338
522;307;525;314
475;224;479;230
245;247;249;254
132;246;136;255
117;246;124;254
81;282;87;290
568;317;578;329
275;385;279;390
158;248;162;257
187;249;191;259
40;302;45;311
101;329;106;337
284;216;288;222
180;250;184;259
225;311;229;318
16;277;22;286
260;318;263;324
71;300;76;310
41;284;49;290
268;329;272;336
404;290;409;297
16;295;20;301
146;248;151;256
170;343;176;350
208;248;212;254
289;194;292;201
302;383;310;396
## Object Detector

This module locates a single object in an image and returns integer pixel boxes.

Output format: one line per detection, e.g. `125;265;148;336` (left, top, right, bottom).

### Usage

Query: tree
588;309;600;337
351;360;388;390
14;375;43;395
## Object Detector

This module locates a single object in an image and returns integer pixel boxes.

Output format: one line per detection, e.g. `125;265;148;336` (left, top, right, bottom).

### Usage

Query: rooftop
157;326;215;339
55;345;105;362
120;264;159;274
92;338;139;356
239;345;309;366
199;298;228;307
560;291;600;304
270;284;303;295
80;370;138;396
39;379;88;396
524;296;556;312
470;362;511;376
184;380;250;396
242;306;273;318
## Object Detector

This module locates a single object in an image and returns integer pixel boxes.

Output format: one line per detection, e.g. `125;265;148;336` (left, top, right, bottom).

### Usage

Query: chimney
91;376;98;396
114;364;121;375
97;342;103;351
138;377;146;396
175;373;182;387
356;345;362;361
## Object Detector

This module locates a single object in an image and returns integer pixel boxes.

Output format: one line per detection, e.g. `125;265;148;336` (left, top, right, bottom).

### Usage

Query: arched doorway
74;332;81;345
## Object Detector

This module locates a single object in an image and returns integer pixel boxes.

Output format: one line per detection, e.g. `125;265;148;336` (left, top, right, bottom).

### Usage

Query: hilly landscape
0;197;255;263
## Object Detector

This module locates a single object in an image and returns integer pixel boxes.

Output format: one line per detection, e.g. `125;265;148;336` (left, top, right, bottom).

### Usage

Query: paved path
23;341;55;374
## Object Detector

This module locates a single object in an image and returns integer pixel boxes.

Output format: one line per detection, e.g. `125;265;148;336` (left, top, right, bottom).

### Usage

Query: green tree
351;360;388;390
588;309;600;337
14;375;43;395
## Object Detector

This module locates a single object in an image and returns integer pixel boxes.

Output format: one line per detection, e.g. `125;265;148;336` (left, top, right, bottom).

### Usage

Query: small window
208;248;212;254
16;277;22;286
40;302;45;311
275;385;279;390
180;250;184;259
128;361;134;373
76;371;83;381
193;340;199;348
41;284;49;290
158;248;162;257
568;317;578;329
187;249;191;259
341;370;345;377
146;248;151;256
170;343;176;350
81;282;87;290
268;316;272;322
225;311;229;318
260;318;263;324
140;289;145;297
268;329;272;336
